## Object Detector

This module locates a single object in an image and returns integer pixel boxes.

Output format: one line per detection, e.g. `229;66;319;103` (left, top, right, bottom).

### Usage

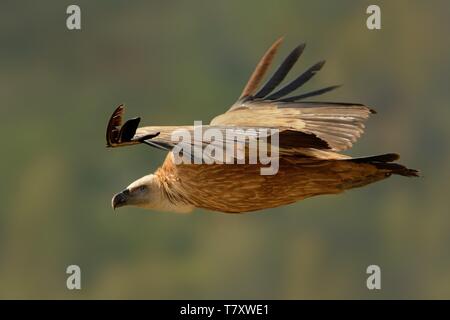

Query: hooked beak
112;190;129;210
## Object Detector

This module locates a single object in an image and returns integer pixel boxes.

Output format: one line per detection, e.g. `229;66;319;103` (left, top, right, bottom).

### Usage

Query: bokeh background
1;0;449;299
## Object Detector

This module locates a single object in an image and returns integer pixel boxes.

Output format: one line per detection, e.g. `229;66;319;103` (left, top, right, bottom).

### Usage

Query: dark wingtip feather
294;43;307;57
291;43;306;55
120;117;141;142
253;43;306;99
314;60;326;69
265;60;327;100
280;84;341;102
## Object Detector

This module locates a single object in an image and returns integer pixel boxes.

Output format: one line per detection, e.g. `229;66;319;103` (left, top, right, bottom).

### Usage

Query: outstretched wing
106;105;332;163
212;101;374;152
212;38;375;151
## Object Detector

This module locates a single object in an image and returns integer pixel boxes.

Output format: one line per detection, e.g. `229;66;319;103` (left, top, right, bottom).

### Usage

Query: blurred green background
1;0;449;299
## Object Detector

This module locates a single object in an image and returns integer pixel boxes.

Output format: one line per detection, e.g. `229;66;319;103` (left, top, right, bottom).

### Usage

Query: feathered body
153;152;411;213
107;38;418;214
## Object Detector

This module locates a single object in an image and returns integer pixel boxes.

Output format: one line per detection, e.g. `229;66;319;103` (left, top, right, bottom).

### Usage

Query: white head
111;174;193;213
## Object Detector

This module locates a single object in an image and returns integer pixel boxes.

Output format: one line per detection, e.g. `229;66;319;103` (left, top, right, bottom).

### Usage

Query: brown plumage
108;38;418;214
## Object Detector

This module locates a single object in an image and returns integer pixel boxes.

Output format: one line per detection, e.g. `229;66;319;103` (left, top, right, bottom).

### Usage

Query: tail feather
374;162;420;177
348;153;419;177
351;153;399;163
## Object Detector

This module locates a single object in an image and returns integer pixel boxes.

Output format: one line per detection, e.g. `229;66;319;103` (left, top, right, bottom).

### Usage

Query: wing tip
106;104;125;147
295;42;306;54
274;36;285;46
239;37;286;99
106;105;142;147
315;60;326;69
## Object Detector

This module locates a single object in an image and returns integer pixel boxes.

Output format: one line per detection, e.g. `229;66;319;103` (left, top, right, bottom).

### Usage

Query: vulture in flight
107;37;418;214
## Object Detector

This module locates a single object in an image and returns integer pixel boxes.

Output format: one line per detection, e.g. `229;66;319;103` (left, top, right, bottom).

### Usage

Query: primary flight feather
106;38;418;214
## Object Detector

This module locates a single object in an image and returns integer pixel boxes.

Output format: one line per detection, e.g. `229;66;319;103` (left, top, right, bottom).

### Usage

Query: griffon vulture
106;38;418;213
